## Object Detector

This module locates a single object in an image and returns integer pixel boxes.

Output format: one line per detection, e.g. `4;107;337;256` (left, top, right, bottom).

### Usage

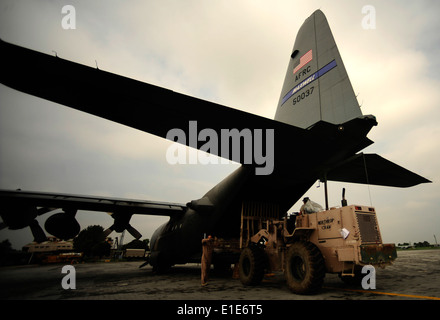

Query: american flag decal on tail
293;49;312;74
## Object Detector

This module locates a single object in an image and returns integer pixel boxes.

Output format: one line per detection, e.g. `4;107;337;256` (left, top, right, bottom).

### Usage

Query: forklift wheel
284;241;325;294
238;245;266;286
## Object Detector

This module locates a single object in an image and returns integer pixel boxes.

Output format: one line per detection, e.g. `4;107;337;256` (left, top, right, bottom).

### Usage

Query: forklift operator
300;197;323;215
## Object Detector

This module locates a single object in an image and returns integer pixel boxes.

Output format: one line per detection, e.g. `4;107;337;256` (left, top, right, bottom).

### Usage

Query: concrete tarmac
1;249;439;301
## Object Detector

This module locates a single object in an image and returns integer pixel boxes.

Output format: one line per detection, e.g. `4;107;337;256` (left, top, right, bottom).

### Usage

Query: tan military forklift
237;189;397;294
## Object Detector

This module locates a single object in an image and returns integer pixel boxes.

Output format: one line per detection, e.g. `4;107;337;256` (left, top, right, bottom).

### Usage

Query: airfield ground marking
323;287;440;300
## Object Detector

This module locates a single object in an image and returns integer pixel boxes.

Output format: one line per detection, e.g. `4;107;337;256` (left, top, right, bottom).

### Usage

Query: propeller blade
126;224;142;240
103;225;115;238
29;219;47;243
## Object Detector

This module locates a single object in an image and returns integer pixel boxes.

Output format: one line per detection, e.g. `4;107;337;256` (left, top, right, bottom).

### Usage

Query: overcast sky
0;0;439;250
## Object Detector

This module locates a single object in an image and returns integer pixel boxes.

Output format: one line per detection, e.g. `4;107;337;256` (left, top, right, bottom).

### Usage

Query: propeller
0;206;55;243
103;212;142;240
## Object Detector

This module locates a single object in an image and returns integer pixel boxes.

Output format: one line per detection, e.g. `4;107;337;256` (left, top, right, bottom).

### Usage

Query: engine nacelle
0;205;38;230
44;211;80;240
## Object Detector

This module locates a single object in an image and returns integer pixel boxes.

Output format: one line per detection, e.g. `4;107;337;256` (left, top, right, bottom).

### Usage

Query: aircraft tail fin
275;10;362;129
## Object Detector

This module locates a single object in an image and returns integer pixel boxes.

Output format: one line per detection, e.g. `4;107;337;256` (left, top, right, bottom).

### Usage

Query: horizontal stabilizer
326;153;431;188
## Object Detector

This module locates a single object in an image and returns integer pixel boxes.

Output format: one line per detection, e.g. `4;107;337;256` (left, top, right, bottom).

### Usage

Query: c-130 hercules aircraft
0;10;430;280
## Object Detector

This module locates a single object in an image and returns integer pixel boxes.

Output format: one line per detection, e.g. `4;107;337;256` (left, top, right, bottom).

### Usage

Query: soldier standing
201;235;214;286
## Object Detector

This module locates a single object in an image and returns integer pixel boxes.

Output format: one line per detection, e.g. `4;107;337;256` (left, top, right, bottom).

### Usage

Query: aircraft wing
0;189;186;241
0;189;186;217
0;39;310;165
326;153;431;187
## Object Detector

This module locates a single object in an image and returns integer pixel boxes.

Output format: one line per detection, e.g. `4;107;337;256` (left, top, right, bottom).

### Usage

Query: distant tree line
398;241;436;248
73;225;110;258
414;241;433;248
0;239;29;266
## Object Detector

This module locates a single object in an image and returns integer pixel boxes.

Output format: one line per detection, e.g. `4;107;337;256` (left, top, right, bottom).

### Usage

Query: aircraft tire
151;253;172;274
284;241;325;294
238;245;266;286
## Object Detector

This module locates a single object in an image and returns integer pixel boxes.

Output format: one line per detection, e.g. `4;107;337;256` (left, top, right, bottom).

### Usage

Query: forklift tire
239;245;266;286
284;241;325;294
